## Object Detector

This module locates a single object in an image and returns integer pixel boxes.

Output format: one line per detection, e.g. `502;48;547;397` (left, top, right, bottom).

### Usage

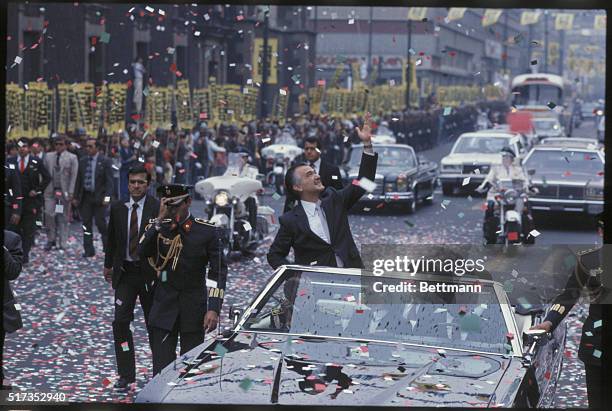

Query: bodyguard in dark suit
139;184;228;376
7;138;51;263
104;165;160;390
4;161;22;230
3;230;24;389
269;113;377;269
74;137;114;257
283;136;343;212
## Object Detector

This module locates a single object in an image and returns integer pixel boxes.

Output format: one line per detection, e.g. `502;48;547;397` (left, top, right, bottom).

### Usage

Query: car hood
441;154;501;165
137;332;524;406
530;170;604;186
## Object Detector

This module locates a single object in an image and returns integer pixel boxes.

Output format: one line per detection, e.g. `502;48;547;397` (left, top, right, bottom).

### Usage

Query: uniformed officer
139;184;228;376
530;213;607;409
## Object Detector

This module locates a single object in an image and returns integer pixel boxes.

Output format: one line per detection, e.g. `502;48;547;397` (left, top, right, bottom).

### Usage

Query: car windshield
376;125;393;135
276;134;297;145
525;150;603;174
348;146;415;168
242;270;510;354
533;119;560;132
453;136;510;154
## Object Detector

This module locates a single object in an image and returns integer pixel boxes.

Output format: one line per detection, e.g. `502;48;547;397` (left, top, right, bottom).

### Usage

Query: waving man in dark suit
268;113;377;270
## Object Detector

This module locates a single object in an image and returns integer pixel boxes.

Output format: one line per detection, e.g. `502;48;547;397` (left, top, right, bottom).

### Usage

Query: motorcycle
481;178;536;246
195;153;277;258
260;133;303;196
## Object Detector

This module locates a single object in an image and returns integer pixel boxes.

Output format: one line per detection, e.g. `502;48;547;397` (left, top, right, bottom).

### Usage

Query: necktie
56;152;60;167
129;203;140;259
20;157;25;173
315;204;331;244
85;156;94;191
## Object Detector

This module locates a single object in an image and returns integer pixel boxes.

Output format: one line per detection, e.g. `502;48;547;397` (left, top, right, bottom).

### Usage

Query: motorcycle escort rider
475;147;535;244
235;150;259;237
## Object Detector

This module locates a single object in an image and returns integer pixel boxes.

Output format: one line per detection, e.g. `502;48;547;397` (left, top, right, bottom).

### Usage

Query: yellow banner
520;11;541;25
408;7;428;21
331;63;345;88
446;8;466;22
175;79;192;130
482;9;503;27
554;13;574;30
548;42;560;67
351;62;362;86
594;14;606;30
107;83;126;133
252;37;278;85
6;84;25;140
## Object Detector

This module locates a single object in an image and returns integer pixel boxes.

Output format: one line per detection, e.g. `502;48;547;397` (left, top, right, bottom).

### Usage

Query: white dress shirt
309;157;321;174
300;199;344;267
125;195;146;261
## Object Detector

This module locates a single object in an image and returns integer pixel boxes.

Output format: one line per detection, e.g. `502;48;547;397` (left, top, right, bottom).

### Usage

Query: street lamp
405;19;412;109
259;6;270;119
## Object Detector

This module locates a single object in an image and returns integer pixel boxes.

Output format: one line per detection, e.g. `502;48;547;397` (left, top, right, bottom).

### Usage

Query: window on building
441;49;471;71
88;36;104;85
136;41;149;72
23;31;42;83
176;46;186;75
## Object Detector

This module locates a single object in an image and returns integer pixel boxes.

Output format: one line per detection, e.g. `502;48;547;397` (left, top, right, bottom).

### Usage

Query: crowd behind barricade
5;102;496;207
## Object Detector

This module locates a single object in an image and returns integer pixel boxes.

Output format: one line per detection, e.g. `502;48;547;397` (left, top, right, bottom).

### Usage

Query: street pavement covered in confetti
4;138;598;406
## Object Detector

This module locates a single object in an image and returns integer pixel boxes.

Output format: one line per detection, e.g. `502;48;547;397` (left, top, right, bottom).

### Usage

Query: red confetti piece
376;203;385;209
449;51;457;57
506;332;514;340
175;70;183;77
199;112;208;119
169;63;177;73
351;179;360;186
131;114;141;121
236;15;244;21
102;378;112;387
298;290;307;296
544;371;551;380
314;383;326;392
91;37;97;45
126;80;132;88
563;171;572;177
355;309;364;314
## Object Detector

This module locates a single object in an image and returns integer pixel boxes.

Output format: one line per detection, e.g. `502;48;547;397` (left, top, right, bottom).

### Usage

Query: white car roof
459;132;516;139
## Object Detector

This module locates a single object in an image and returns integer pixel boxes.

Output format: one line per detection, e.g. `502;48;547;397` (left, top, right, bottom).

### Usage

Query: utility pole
260;6;270;118
405;19;412;109
528;23;534;72
502;11;508;74
367;7;373;85
558;29;565;76
544;10;549;72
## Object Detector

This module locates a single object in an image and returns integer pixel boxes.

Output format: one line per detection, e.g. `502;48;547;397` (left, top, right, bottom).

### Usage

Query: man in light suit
268;113;377;270
43;136;79;251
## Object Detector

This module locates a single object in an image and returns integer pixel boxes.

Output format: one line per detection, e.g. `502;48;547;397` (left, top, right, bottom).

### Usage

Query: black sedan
136;265;566;407
342;144;438;213
523;145;604;216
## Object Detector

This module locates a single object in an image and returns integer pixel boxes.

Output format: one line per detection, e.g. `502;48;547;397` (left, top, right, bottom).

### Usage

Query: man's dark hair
86;136;100;149
303;136;320;148
128;164;151;184
284;162;310;203
17;137;30;147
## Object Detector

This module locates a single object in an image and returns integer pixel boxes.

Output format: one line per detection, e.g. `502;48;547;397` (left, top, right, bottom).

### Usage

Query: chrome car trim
530;198;602;205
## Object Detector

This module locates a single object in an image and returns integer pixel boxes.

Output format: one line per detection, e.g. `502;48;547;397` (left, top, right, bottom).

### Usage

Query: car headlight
397;174;407;191
442;164;462;172
214;191;229;207
586;186;604;199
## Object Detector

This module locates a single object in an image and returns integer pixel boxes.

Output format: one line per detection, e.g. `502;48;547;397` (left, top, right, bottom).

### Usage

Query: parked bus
510;73;578;135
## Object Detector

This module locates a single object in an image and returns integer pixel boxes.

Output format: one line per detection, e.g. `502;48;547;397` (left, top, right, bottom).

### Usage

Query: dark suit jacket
283;157;344;213
269;152;377;270
7;155;51;212
4;163;22;218
3;229;23;333
75;154;114;205
104;195;160;289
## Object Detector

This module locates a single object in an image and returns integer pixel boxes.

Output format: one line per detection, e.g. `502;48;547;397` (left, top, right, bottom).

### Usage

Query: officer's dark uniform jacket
139;214;227;333
544;246;604;366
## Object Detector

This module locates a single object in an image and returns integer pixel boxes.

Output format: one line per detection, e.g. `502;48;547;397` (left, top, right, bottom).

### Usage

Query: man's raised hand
355;112;373;144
